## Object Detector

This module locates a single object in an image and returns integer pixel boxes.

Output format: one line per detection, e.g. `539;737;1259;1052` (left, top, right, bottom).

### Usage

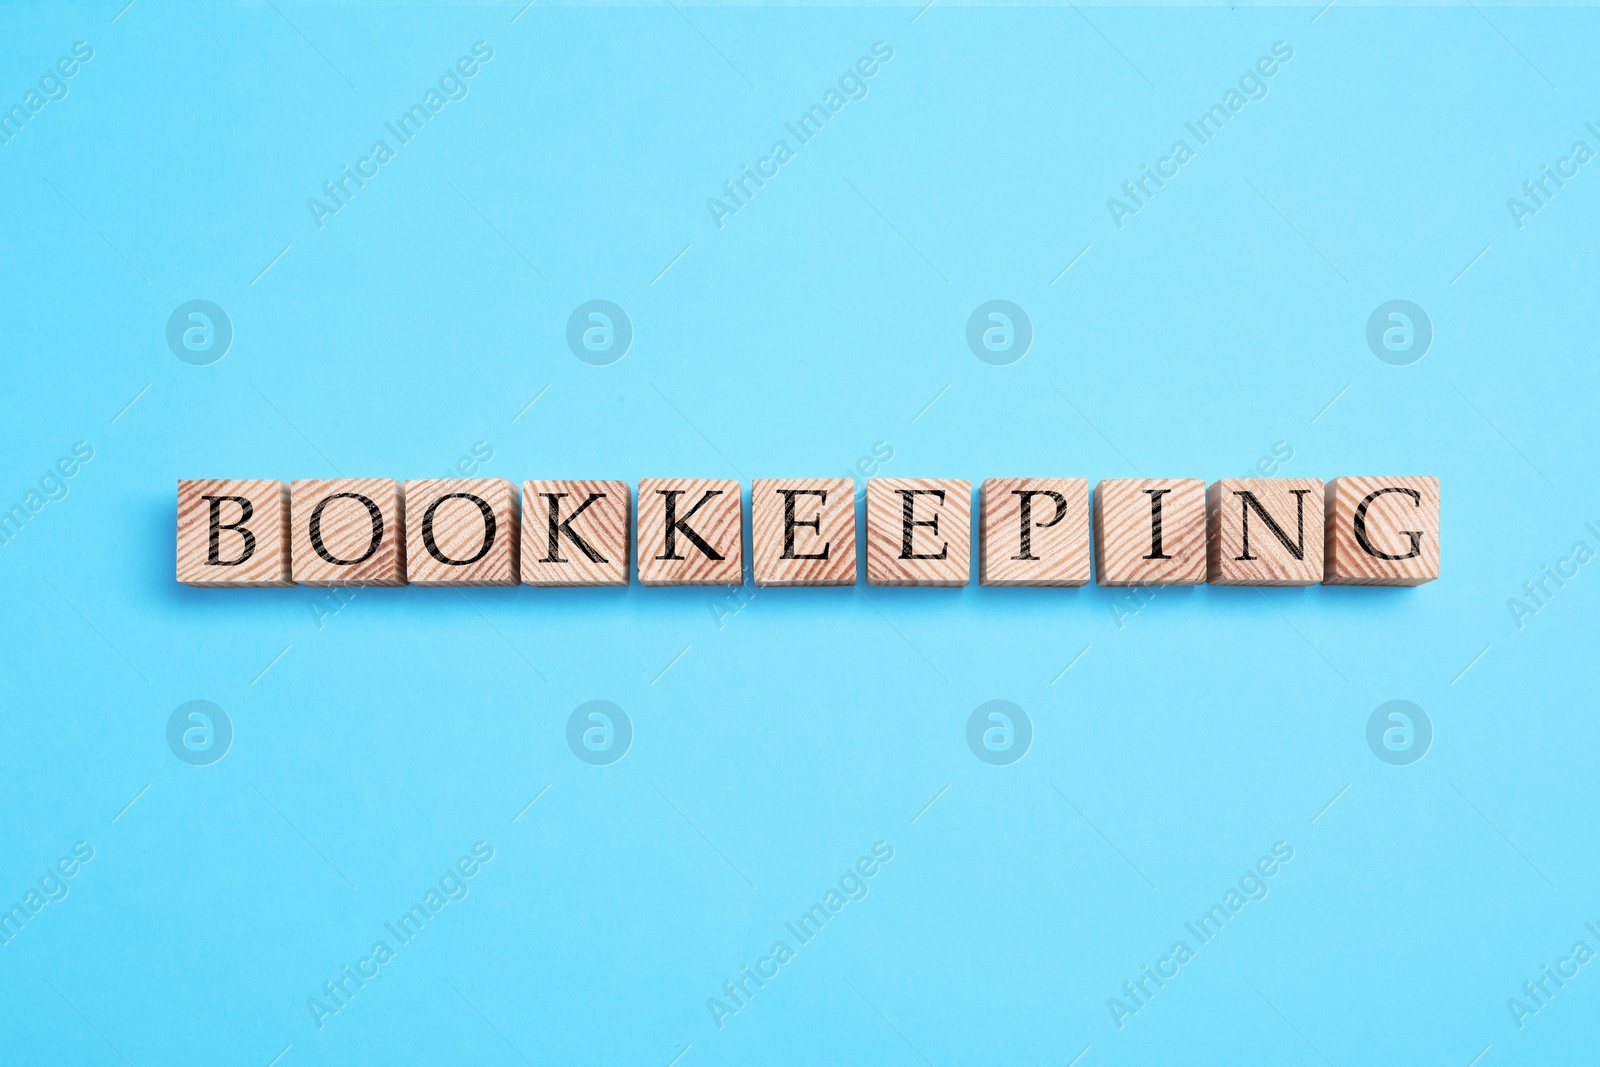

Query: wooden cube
979;478;1089;586
751;478;856;586
1207;478;1324;585
865;478;971;586
521;480;631;586
403;479;518;586
636;478;743;585
1324;476;1439;585
290;479;406;586
176;479;292;586
1094;478;1207;586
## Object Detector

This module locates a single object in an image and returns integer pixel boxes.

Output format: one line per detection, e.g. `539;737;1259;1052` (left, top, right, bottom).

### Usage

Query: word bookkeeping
175;476;1439;589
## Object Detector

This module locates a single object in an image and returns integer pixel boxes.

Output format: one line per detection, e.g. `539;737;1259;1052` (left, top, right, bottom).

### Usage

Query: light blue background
2;2;1597;1064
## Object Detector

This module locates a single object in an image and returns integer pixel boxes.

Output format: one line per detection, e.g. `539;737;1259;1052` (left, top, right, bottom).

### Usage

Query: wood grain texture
1094;478;1206;586
751;478;856;586
1206;478;1324;585
980;478;1088;586
521;480;631;586
1324;476;1439;586
865;478;970;586
290;479;406;586
636;478;743;586
403;479;518;586
176;479;292;586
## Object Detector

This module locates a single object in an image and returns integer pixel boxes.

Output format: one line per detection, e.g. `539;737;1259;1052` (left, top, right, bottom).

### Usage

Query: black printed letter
779;488;829;560
542;492;607;563
1143;488;1172;560
309;493;383;566
1353;487;1422;560
1010;490;1067;561
422;493;495;566
1234;490;1308;561
203;495;255;566
655;489;725;561
898;489;948;560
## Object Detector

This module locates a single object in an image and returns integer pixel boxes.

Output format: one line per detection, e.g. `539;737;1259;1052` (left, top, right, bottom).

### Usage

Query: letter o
422;492;495;566
309;493;383;565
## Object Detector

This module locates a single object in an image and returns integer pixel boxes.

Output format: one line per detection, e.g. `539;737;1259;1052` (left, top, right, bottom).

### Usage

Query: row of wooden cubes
176;476;1439;588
